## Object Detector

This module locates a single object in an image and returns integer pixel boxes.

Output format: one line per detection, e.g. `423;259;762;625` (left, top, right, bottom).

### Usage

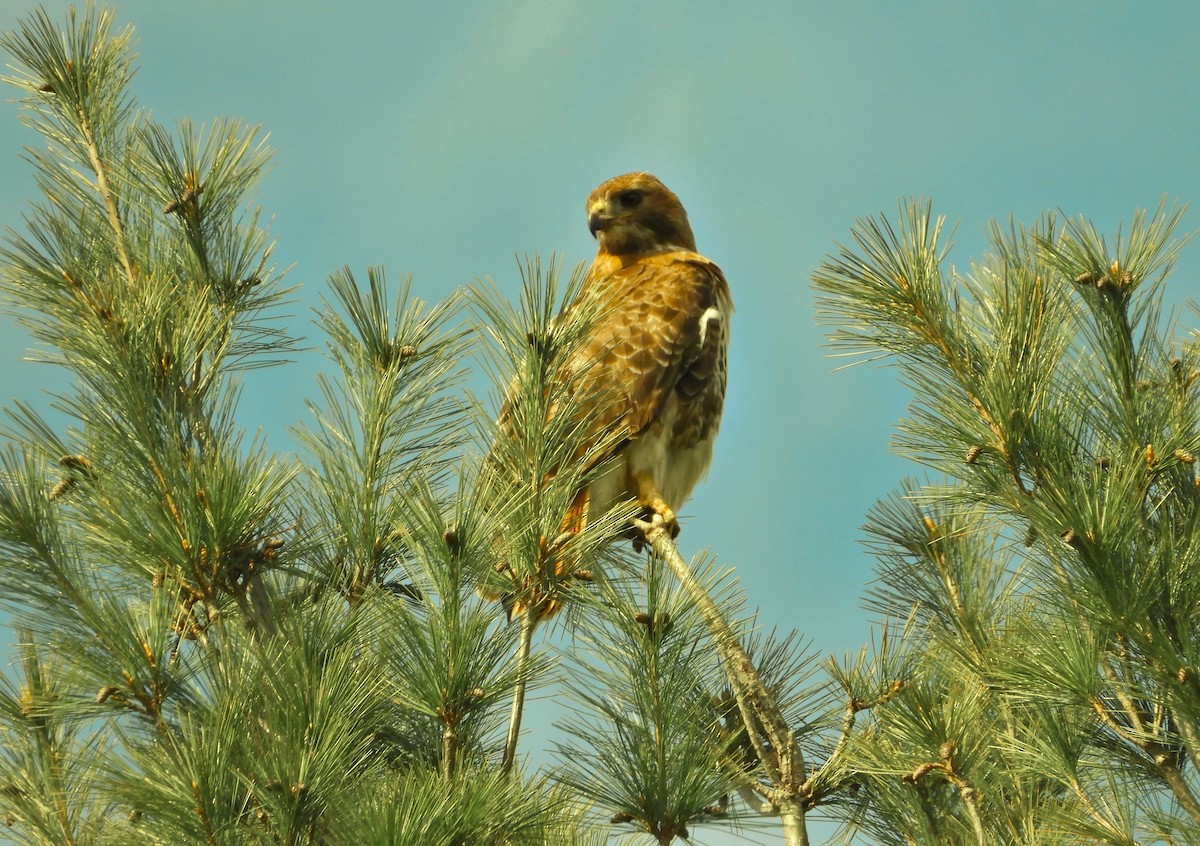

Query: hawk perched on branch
572;171;733;539
489;173;732;620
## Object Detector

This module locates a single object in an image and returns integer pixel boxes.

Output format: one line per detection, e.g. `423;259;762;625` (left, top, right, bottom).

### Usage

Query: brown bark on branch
635;515;810;846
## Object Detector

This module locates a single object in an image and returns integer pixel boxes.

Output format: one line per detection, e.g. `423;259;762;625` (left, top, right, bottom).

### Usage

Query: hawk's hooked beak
588;201;611;238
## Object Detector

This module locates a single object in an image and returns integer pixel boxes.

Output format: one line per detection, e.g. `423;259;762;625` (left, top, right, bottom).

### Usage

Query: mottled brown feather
490;172;731;618
569;252;730;452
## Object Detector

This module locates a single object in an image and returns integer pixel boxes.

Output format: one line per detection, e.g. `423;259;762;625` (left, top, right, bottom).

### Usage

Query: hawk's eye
618;189;643;209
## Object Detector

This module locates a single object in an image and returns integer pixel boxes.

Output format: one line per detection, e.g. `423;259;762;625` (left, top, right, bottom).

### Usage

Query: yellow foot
632;472;680;549
630;508;680;553
645;504;680;539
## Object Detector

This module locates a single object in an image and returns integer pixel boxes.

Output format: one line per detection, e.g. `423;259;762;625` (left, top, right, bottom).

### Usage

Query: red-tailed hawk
572;172;732;537
491;172;732;619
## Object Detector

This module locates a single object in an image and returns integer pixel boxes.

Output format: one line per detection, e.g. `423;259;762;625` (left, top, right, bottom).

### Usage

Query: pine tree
0;6;581;844
813;200;1200;844
19;7;1196;846
0;7;837;846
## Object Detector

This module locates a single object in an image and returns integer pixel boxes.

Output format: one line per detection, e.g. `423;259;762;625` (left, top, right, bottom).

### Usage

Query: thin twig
500;612;535;775
950;774;986;846
1067;775;1128;842
812;679;903;804
1099;658;1146;735
1156;757;1200;825
77;107;135;285
1088;694;1200;824
639;518;789;769
1170;709;1200;775
905;760;985;846
244;573;277;638
442;720;457;781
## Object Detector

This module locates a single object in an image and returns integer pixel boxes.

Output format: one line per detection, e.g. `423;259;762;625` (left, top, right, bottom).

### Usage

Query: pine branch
554;542;743;844
500;612;535;776
816;199;1200;841
0;7;588;842
636;516;811;846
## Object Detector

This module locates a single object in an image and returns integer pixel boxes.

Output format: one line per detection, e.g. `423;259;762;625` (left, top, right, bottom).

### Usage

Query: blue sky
2;2;1200;842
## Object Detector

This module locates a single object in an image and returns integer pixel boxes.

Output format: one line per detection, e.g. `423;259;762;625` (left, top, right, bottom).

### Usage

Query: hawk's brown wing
567;251;730;461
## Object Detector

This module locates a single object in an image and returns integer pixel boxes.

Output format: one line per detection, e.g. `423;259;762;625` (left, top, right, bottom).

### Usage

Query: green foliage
28;6;1200;846
469;257;641;622
0;6;595;843
815;199;1200;843
0;633;114;843
295;266;467;601
0;7;826;846
555;553;738;844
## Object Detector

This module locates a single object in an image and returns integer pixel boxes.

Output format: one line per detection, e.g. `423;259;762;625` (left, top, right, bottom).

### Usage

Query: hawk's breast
587;282;730;519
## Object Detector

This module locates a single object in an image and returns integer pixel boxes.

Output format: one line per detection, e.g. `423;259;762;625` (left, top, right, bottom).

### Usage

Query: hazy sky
2;2;1199;843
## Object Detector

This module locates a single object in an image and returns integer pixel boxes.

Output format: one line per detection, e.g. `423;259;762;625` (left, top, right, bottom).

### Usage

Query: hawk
571;172;732;538
490;172;732;619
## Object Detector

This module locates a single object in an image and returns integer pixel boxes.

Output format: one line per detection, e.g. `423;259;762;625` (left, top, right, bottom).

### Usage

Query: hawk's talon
645;507;680;540
624;522;647;553
629;509;680;552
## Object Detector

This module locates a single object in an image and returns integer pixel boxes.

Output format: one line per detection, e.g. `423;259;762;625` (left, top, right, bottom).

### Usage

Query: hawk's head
586;172;697;256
